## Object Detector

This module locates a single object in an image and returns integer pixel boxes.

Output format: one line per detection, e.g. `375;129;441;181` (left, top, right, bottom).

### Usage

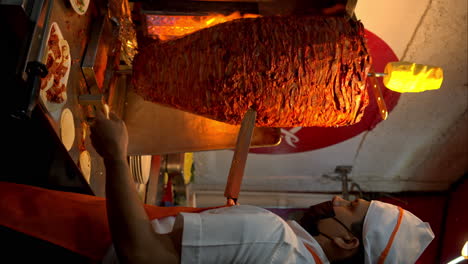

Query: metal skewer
368;72;387;77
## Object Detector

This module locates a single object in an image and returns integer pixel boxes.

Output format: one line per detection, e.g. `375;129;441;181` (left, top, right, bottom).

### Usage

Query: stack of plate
129;155;152;185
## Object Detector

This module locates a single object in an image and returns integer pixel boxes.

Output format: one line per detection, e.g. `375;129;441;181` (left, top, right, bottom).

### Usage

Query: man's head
300;196;370;263
300;197;434;264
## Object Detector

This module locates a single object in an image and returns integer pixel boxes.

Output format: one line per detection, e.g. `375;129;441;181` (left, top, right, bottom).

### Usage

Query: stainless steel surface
1;0;33;28
8;0;50;79
9;0;53;120
0;0;28;5
12;0;53;119
78;94;103;106
25;0;52;66
165;153;185;173
81;16;115;94
124;90;282;155
32;0;108;197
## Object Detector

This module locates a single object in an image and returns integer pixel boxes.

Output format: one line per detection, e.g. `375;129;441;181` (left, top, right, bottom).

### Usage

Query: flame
147;12;260;41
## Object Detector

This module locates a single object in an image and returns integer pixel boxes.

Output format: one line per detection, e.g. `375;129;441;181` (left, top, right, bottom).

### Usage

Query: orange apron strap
377;207;404;264
304;243;324;264
0;182;222;260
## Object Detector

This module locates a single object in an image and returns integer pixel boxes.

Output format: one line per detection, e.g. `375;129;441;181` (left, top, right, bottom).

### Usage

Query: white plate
129;155;152;184
79;151;92;183
40;22;71;115
140;155;152;185
60;108;75;151
70;0;90;15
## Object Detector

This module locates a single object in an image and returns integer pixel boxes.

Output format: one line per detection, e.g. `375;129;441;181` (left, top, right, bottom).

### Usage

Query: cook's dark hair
299;209;365;264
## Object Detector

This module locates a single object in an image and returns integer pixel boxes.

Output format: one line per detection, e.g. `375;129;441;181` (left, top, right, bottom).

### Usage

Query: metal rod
78;94;103;106
335;166;352;201
368;72;387;77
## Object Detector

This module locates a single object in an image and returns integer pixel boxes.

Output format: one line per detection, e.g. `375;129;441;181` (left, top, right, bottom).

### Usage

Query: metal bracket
322;165;353;200
335;165;352;174
26;60;48;77
78;94;103;106
11;61;48;120
335;166;352;200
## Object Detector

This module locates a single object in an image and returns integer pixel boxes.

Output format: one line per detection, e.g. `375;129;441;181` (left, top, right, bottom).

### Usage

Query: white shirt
103;205;328;264
287;220;330;264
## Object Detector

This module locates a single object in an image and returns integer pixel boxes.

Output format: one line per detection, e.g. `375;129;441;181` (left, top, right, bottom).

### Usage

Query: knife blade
224;109;257;204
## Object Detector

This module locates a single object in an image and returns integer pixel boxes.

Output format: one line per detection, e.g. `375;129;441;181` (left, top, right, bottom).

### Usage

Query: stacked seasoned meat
133;16;371;127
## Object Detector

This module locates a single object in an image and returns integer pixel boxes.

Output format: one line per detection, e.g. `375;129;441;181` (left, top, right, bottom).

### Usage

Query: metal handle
11;61;48;120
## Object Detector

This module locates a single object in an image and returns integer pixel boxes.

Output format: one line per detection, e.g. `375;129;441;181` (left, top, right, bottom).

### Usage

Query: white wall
192;0;468;193
353;0;468;191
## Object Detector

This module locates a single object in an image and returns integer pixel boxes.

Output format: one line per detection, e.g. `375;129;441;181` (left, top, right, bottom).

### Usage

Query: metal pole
335;166;352;200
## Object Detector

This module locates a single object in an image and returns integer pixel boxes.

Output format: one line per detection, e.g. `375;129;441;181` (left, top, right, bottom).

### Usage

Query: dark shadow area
0;226;94;263
0;3;94;260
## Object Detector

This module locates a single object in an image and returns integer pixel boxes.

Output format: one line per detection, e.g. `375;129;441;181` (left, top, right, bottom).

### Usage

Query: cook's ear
332;236;360;250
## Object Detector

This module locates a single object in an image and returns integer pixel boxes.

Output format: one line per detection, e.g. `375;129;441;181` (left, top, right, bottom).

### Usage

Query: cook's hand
90;109;128;161
226;198;240;206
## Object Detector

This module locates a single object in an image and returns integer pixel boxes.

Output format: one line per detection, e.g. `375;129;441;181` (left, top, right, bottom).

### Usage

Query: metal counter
34;0;107;196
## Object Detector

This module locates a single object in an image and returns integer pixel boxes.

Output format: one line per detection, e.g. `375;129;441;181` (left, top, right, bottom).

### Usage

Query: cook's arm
90;110;179;264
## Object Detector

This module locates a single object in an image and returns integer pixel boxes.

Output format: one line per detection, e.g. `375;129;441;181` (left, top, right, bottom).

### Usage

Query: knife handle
224;109;257;202
368;72;388;120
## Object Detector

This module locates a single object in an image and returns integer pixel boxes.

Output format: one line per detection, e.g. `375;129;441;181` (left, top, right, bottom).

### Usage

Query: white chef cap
363;200;435;264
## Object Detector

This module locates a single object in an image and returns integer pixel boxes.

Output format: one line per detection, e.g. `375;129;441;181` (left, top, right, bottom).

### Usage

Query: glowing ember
147;12;260;41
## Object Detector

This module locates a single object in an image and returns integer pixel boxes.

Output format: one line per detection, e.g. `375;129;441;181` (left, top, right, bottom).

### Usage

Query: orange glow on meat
147;12;260;41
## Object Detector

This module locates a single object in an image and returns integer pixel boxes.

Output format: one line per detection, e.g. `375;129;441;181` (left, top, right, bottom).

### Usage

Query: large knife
224;109;257;205
368;67;388;121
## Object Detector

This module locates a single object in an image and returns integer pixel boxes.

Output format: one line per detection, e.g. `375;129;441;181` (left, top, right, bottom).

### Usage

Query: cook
0;109;434;264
